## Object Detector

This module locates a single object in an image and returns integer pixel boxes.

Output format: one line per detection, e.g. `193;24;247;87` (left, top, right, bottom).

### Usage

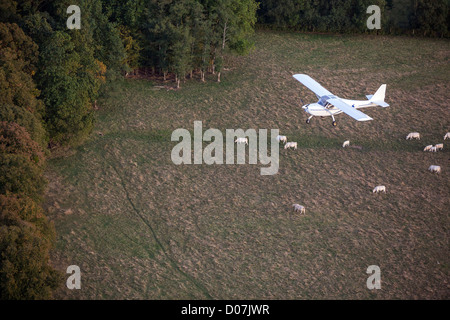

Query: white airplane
293;74;389;126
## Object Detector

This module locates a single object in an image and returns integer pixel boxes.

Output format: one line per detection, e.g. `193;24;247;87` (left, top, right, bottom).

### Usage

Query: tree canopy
257;0;449;37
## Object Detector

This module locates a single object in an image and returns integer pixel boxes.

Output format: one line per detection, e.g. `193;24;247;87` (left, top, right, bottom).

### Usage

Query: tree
20;11;54;49
415;0;448;36
144;1;174;77
102;0;146;71
168;0;200;87
84;0;127;77
387;0;416;33
0;0;18;23
258;0;306;28
38;30;98;146
118;25;142;73
0;104;47;149
0;194;55;247
196;18;212;82
0;22;43;115
0;121;45;166
215;55;223;82
171;32;193;88
202;0;258;74
0;122;46;201
0;223;61;299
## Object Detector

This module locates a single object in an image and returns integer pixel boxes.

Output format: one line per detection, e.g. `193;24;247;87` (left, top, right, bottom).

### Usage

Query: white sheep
444;132;450;140
284;142;297;150
430;146;437;152
373;185;386;193
342;140;350;148
292;204;306;214
435;143;443;151
235;137;248;145
276;135;287;144
423;145;433;152
406;132;420;140
428;165;441;173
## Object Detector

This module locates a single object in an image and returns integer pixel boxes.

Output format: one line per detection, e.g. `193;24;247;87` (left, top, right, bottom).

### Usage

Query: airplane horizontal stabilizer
372;101;389;107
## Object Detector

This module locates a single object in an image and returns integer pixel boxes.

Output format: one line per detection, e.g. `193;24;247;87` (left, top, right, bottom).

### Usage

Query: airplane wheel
306;119;310;124
332;121;337;127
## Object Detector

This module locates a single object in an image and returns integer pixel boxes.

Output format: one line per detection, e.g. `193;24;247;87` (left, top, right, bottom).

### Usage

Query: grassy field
45;30;450;299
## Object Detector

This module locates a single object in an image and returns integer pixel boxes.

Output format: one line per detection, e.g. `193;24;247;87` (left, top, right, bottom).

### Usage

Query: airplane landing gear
306;115;313;124
331;114;337;127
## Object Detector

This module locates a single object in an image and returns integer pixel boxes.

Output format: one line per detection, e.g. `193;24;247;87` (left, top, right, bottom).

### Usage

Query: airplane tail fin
369;84;389;107
372;84;386;101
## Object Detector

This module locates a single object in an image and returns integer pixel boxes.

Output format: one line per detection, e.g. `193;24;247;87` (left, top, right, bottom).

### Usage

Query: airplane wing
293;74;333;98
327;98;373;122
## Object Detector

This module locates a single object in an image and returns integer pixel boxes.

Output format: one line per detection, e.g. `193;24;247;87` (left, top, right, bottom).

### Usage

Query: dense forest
0;0;448;299
258;0;449;36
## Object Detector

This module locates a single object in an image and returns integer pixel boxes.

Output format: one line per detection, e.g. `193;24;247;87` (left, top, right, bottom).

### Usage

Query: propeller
300;97;310;109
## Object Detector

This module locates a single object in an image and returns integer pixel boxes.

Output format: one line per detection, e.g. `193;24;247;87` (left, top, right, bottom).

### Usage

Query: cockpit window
318;95;330;106
318;95;337;107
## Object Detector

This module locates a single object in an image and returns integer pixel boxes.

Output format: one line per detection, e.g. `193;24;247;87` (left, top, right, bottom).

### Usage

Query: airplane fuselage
303;96;377;117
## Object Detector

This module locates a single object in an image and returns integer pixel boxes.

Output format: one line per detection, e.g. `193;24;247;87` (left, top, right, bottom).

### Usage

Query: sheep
276;135;287;144
406;132;420;140
423;145;433;152
435;143;443;151
444;132;450;140
372;185;386;193
428;165;441;173
342;140;350;148
235;137;248;145
284;142;297;150
292;204;306;214
430;146;437;152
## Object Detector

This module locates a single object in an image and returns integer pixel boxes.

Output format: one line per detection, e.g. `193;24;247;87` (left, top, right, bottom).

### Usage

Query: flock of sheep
344;131;447;192
406;131;449;174
275;135;301;150
234;131;448;215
